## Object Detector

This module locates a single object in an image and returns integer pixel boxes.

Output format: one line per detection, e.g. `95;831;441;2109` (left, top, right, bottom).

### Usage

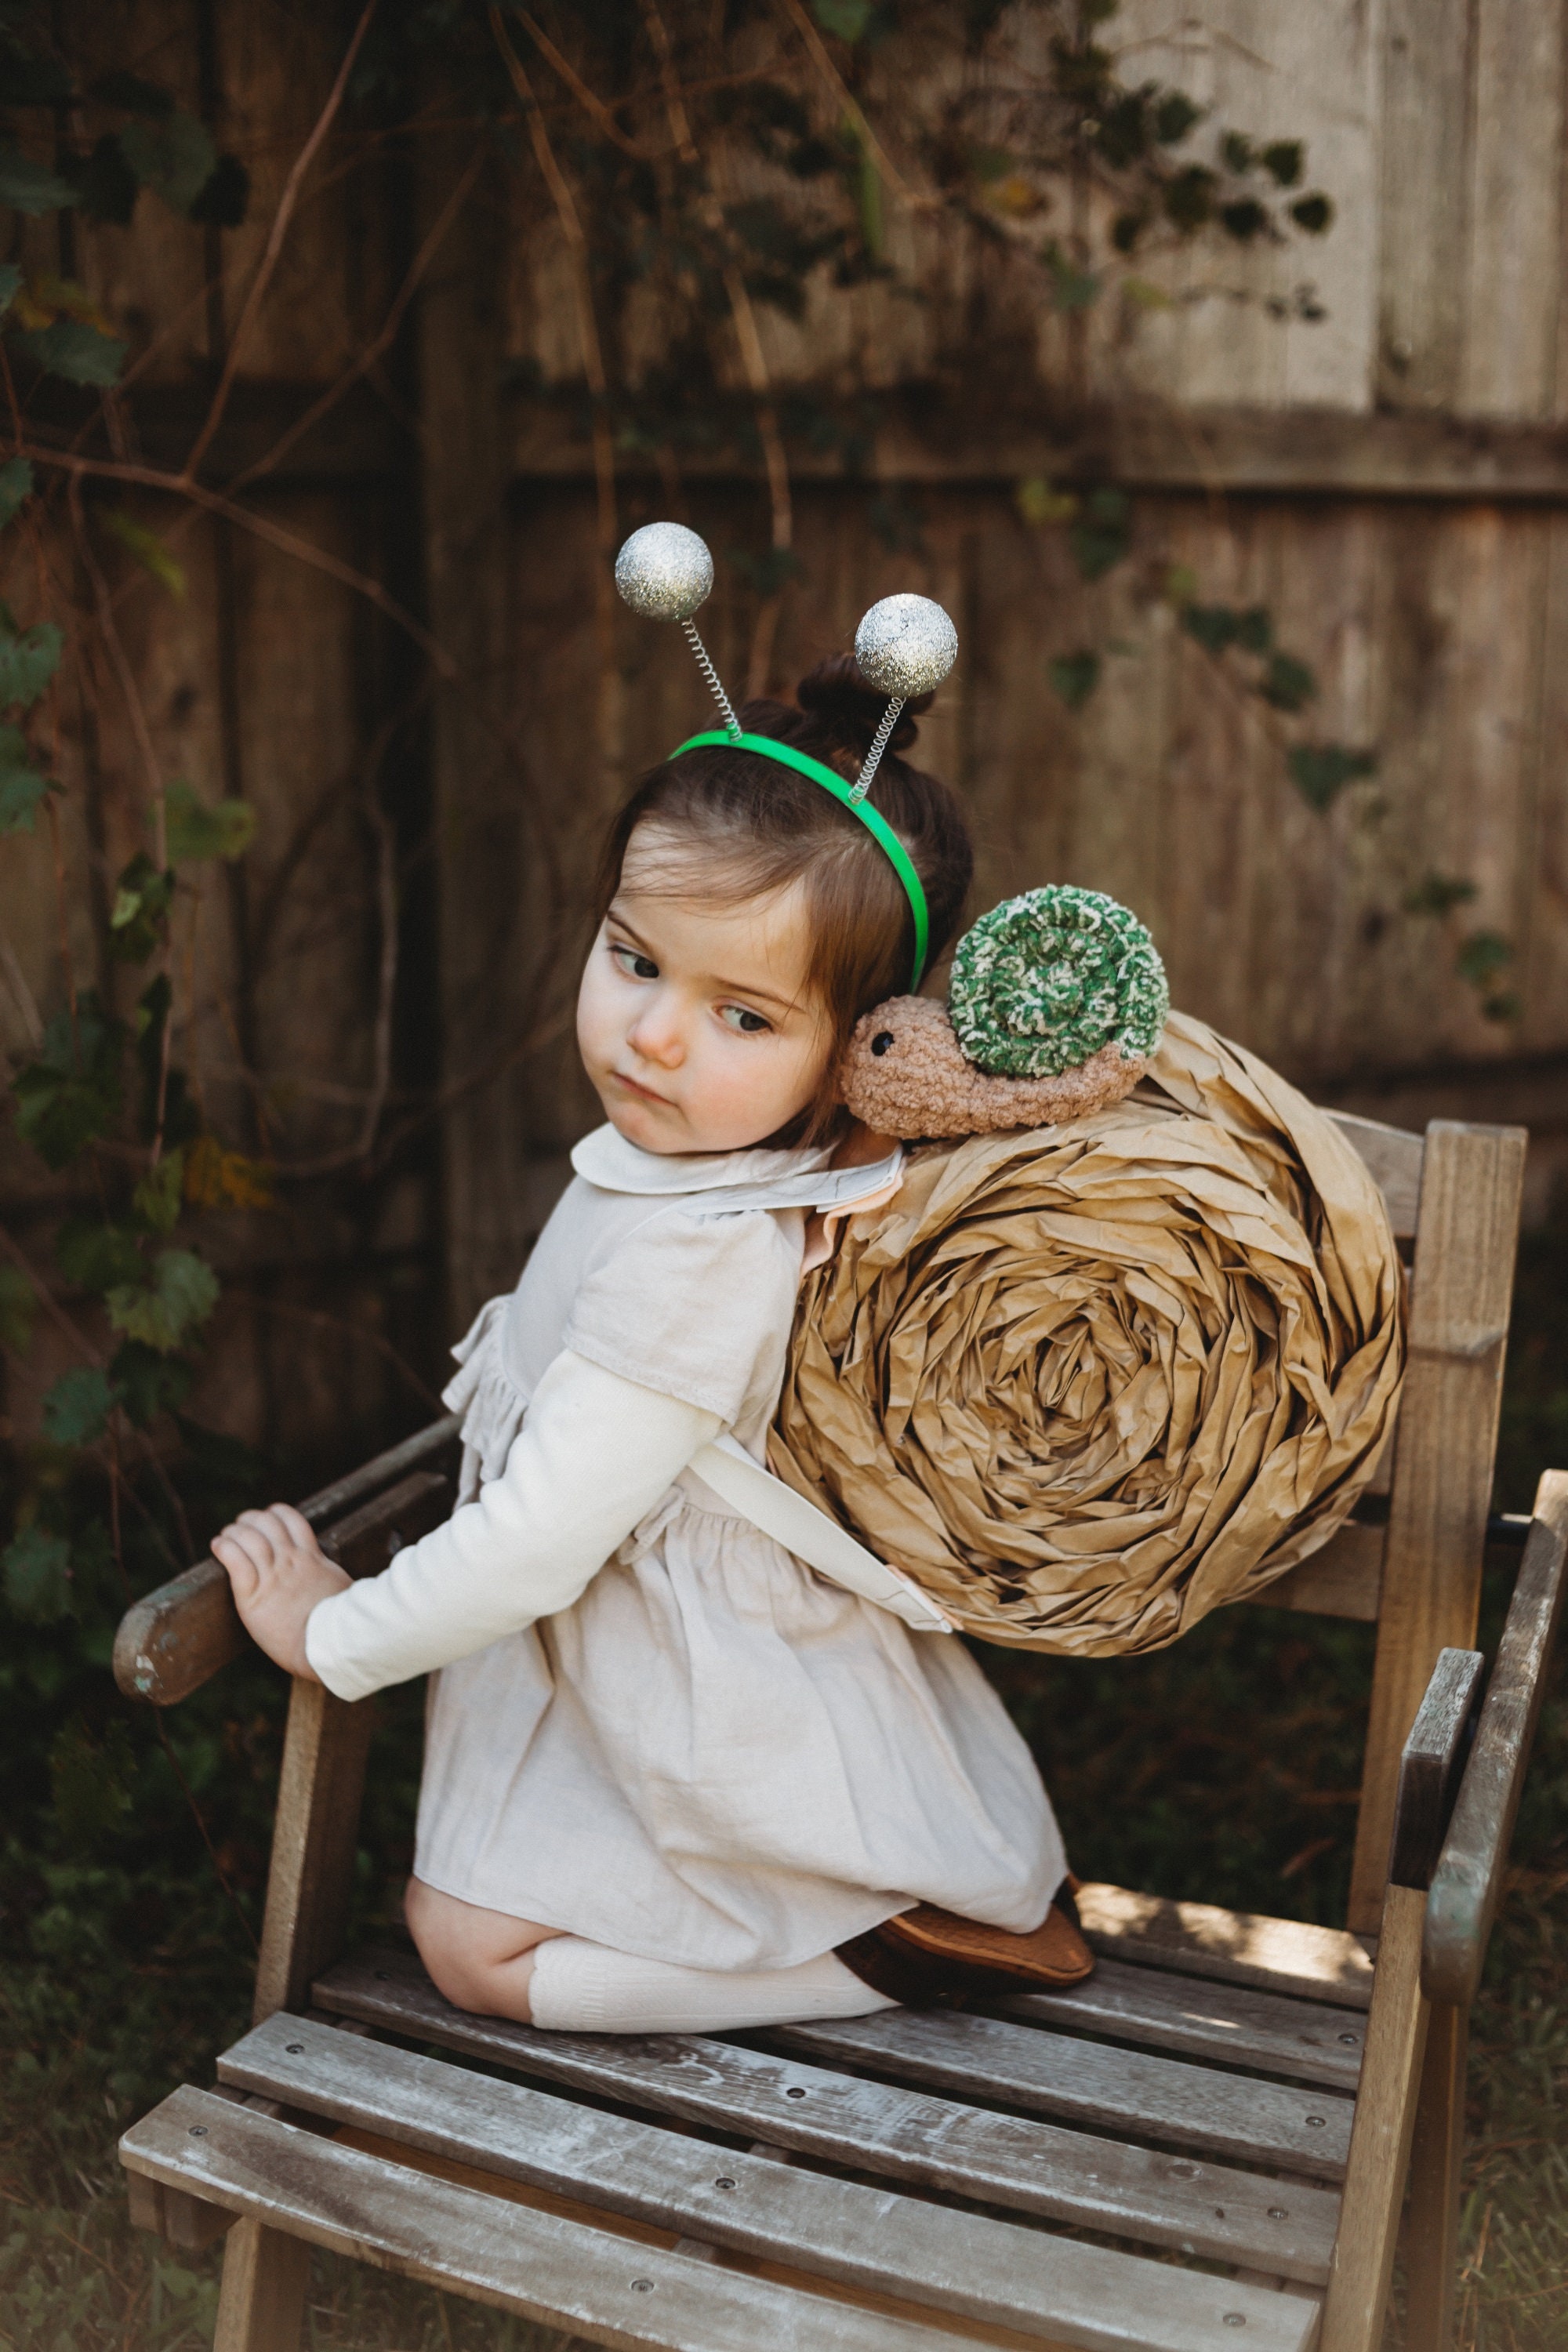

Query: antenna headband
670;729;930;992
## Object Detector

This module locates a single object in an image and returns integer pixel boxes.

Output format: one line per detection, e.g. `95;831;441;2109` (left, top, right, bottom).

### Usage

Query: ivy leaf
133;1149;184;1235
42;1365;115;1446
75;133;140;224
1287;744;1376;811
1291;194;1333;235
56;1215;144;1294
1044;243;1100;311
1164;165;1216;230
1235;605;1272;653
13;315;127;385
107;1247;219;1353
1048;650;1102;710
1262;140;1304;187
1456;929;1514;988
1015;475;1077;528
0;725;58;834
0;1262;34;1352
50;1715;136;1846
0;46;74;107
12;995;124;1168
119;111;216;216
0;140;79;215
1153;92;1202;145
3;1523;73;1621
88;70;173;117
1402;871;1478;919
187;153;249;228
1221;132;1254;174
812;0;873;38
107;851;174;964
1181;603;1237;651
1068;488;1131;582
0;456;31;529
109;1337;192;1428
0;611;62;707
105;511;185;599
1220;199;1269;242
183;1134;275;1210
163;779;256;862
1260;652;1316;712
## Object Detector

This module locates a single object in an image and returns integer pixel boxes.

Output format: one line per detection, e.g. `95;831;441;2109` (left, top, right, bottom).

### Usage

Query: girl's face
577;827;833;1154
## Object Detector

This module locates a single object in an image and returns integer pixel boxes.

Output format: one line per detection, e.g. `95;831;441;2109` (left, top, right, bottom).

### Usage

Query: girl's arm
216;1350;720;1700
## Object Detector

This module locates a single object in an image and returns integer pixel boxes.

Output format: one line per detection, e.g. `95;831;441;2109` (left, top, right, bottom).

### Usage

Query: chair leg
1403;2002;1468;2352
213;2216;310;2352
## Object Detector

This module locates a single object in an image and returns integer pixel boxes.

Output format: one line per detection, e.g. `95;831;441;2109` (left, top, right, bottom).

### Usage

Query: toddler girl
213;659;1072;2034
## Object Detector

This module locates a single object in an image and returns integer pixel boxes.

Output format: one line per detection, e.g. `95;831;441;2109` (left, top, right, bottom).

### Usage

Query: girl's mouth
612;1069;671;1106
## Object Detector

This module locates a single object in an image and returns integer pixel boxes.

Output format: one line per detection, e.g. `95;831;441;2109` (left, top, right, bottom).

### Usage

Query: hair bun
796;652;931;756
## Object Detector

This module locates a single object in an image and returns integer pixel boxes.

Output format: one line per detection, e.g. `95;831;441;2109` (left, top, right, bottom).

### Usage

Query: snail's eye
871;1031;895;1057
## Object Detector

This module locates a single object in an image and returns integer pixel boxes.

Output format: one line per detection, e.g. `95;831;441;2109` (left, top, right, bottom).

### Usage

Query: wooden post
1403;2004;1468;2352
251;1677;377;2023
1320;1885;1431;2352
212;2216;312;2352
1348;1123;1526;1933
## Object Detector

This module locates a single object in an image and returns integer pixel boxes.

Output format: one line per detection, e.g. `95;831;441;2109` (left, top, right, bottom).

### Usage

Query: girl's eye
719;1004;771;1035
612;944;659;981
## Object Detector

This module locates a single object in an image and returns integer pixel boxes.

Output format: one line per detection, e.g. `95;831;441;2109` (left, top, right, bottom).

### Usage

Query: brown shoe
836;1894;1095;2009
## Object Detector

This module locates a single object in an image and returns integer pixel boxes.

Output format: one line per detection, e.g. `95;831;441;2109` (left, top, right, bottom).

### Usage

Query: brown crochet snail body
842;996;1148;1138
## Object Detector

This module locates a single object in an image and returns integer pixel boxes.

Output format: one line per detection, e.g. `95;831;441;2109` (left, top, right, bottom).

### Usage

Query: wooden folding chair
113;1111;1567;2352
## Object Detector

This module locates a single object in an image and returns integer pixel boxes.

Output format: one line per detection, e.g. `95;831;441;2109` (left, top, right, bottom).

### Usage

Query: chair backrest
1262;1111;1526;1935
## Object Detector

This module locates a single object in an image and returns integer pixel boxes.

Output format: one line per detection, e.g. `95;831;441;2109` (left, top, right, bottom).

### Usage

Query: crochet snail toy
842;883;1170;1139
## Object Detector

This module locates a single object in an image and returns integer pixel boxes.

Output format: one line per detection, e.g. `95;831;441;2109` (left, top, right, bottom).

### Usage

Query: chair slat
314;1951;1340;2284
216;2015;1319;2352
1245;1521;1385;1621
1323;1111;1423;1238
1074;1886;1376;2008
122;2086;972;2352
985;1957;1363;2089
769;2010;1352;2180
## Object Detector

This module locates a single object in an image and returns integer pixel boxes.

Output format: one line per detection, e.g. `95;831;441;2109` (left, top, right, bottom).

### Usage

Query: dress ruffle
442;1297;527;1505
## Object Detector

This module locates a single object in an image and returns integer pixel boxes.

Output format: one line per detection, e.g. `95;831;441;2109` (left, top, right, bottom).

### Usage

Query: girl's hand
211;1503;350;1680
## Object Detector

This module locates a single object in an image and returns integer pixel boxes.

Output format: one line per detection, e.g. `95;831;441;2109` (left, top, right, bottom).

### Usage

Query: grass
3;1209;1567;2350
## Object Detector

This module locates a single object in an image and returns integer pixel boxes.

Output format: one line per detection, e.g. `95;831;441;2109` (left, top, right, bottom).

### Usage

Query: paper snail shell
841;995;1149;1139
615;521;714;622
854;593;958;699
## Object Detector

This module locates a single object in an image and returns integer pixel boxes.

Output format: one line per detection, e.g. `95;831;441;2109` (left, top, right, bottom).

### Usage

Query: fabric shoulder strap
690;1433;953;1634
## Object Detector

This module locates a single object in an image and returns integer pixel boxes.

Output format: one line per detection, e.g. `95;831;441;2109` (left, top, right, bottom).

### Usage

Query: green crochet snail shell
948;884;1170;1080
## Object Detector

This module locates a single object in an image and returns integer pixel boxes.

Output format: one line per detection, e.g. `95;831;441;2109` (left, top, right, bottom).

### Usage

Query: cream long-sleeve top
304;1123;1065;1973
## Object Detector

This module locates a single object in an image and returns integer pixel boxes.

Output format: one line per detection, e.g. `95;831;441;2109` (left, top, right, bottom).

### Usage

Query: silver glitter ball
854;593;958;699
615;521;714;622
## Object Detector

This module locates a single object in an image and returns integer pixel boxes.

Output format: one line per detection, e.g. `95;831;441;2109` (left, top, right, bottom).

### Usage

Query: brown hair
594;655;974;1139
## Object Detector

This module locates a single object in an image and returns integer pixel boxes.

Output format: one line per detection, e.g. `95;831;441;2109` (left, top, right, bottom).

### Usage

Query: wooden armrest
1388;1644;1486;1891
112;1415;462;1707
1423;1468;1568;2005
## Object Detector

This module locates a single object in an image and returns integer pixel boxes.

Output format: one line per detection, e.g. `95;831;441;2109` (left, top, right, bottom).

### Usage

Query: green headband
670;730;930;992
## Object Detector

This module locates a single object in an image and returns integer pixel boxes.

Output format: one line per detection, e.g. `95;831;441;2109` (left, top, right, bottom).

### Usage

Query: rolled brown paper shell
774;1011;1406;1656
841;993;1147;1138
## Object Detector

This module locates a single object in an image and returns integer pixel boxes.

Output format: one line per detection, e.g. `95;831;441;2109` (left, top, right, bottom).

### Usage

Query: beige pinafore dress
413;1124;1065;1973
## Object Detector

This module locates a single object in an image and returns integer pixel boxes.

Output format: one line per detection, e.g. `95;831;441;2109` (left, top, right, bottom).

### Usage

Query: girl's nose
627;999;685;1069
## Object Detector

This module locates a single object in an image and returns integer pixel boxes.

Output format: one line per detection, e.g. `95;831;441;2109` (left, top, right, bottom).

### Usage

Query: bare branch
770;0;931;214
20;442;459;680
183;0;382;482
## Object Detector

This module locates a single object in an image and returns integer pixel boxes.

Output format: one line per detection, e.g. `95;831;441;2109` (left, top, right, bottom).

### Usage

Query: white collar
570;1122;903;1214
